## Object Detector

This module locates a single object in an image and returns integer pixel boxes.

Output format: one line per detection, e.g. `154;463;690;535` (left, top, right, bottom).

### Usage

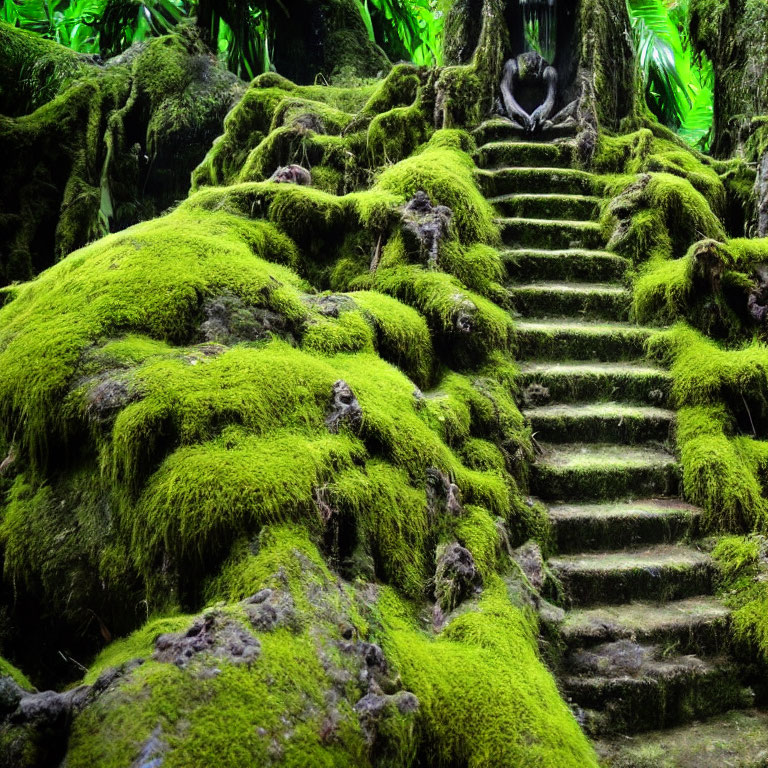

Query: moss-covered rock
50;526;598;767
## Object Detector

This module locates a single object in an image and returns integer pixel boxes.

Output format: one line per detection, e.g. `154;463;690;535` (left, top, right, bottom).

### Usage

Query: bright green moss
595;130;725;211
332;462;430;598
646;324;768;531
0;656;32;690
367;104;430;166
271;97;354;135
633;253;693;325
605;172;725;265
131;427;364;573
377;579;599;767
92;334;176;368
103;334;522;584
83;614;193;685
454;505;501;579
648;324;768;407
347;290;433;387
677;407;768;530
459;438;507;473
68;525;410;768
302;310;376;355
372;266;514;364
108;342;339;489
191;71;378;190
634;237;768;334
0;208;305;468
422;387;473;447
440;242;505;298
207;524;329;606
72;634;367;768
712;535;768;663
361;65;421;116
376;130;498;246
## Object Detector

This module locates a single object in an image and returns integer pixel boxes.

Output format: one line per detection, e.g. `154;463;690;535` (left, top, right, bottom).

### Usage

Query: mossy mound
49;526;596;768
191;63;437;197
712;534;768;676
0;85;602;761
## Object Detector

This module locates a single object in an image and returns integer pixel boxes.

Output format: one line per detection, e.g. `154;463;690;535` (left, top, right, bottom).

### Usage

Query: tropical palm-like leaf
626;0;714;150
364;0;444;66
3;0;449;80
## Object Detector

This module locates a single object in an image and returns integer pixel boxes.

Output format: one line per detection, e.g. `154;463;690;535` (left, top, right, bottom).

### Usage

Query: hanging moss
0;25;243;283
646;324;768;531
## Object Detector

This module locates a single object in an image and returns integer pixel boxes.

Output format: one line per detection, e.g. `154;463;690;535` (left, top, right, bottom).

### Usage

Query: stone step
548;499;699;553
565;640;752;735
472;117;578;145
474;141;575;170
477;167;604;197
560;595;730;654
532;443;680;502
595;708;768;768
525;402;675;444
515;319;656;362
502;248;630;283
518;361;672;406
498;217;606;250
509;281;630;321
491;193;602;220
548;544;712;606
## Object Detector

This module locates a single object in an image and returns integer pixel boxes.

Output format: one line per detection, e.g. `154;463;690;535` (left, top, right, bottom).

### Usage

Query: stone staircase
473;118;767;766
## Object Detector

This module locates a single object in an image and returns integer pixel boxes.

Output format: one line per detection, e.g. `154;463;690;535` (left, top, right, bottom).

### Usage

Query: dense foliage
626;0;714;149
0;0;447;77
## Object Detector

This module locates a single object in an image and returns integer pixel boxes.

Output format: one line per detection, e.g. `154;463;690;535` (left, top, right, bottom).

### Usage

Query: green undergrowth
376;579;599;767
